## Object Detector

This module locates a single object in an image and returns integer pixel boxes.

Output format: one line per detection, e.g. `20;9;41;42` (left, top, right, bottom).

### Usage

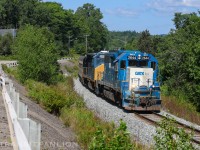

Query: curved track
134;112;200;145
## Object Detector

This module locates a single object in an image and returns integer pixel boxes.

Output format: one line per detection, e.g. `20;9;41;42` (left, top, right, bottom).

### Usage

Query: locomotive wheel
79;77;83;84
95;87;100;96
118;99;123;108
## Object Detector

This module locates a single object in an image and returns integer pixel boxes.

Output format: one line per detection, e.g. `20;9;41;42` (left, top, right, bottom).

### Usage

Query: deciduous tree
13;25;59;84
137;30;153;54
0;33;13;55
75;3;108;53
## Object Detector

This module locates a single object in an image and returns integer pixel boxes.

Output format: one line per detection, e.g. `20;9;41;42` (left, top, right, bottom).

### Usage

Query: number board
128;55;136;60
142;56;149;60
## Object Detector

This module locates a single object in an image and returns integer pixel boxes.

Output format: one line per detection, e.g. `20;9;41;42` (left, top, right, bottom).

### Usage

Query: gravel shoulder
0;88;13;150
10;77;80;150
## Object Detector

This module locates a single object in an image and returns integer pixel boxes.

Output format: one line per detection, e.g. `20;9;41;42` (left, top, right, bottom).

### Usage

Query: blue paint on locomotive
80;49;161;110
102;50;161;110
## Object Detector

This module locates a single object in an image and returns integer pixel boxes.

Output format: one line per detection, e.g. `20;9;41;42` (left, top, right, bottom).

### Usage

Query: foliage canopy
13;25;59;84
157;12;200;110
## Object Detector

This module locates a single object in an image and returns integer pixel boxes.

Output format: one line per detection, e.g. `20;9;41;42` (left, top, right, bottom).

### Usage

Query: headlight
131;84;137;89
138;54;141;60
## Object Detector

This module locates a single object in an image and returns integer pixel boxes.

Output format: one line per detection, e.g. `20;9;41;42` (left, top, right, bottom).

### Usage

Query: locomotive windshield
128;60;148;67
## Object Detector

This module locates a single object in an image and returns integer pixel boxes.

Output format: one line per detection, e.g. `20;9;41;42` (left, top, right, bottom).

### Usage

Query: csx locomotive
78;50;161;111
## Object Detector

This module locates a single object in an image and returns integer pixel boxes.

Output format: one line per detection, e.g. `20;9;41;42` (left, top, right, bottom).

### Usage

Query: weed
89;120;134;150
162;96;200;125
65;65;79;77
154;115;195;150
2;65;19;80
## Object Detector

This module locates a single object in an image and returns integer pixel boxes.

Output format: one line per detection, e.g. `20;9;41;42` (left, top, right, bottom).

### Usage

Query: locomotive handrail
130;78;140;87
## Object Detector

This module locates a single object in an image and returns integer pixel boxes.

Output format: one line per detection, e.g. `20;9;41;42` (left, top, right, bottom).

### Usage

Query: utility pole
85;34;89;54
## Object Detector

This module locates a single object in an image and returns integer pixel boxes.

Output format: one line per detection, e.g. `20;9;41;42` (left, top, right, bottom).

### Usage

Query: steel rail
134;112;200;145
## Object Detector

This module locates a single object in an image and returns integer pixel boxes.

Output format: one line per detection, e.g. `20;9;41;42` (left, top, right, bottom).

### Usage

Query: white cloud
147;0;200;14
105;8;138;17
181;0;200;7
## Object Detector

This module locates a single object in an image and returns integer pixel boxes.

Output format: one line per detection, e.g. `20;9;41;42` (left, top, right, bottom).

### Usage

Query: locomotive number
142;56;149;60
128;55;136;60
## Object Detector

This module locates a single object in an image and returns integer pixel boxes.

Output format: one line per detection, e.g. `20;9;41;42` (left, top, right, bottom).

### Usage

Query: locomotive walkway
0;90;13;150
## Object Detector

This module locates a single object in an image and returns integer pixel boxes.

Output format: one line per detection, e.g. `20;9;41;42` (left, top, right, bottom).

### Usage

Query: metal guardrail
0;65;41;150
0;61;18;68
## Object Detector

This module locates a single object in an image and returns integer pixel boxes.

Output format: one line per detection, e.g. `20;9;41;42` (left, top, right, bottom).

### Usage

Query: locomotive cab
120;52;161;111
103;50;161;111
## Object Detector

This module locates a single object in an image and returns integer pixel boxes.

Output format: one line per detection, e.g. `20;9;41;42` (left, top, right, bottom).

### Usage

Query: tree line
125;12;200;111
0;1;109;84
0;0;108;54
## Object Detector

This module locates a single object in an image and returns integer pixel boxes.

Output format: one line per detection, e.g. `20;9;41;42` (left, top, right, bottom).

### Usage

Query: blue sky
43;0;200;35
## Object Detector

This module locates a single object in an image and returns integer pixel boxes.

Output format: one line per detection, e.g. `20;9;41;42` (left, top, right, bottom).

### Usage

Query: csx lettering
135;72;144;75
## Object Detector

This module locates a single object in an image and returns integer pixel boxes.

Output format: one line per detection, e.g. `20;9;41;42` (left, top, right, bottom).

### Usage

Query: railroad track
134;112;200;145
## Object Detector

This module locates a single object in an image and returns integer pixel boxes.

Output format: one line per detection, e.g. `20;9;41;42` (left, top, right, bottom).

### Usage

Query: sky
42;0;200;35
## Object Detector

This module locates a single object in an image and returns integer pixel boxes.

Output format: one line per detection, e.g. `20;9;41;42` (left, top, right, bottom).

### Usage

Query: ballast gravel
73;78;156;146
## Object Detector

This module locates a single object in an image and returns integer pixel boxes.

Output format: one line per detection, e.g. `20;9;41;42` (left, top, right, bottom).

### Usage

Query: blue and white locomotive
79;50;161;111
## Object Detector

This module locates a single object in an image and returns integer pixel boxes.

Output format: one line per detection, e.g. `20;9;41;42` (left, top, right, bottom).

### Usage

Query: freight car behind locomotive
78;50;161;111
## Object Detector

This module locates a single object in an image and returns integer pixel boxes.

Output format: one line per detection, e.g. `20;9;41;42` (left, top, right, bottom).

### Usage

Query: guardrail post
1;75;41;150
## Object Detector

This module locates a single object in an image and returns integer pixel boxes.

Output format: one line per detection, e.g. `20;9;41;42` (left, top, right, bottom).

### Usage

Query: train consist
78;50;161;111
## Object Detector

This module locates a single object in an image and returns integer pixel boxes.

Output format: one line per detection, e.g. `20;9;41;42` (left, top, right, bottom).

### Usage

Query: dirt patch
58;59;75;76
10;78;80;150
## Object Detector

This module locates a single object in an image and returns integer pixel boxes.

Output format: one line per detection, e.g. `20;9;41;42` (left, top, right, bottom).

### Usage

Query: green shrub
65;65;79;77
0;33;13;55
60;107;115;149
89;127;107;149
154;115;195;150
2;65;19;80
89;120;134;150
25;76;85;113
0;55;16;60
26;80;65;114
13;25;59;84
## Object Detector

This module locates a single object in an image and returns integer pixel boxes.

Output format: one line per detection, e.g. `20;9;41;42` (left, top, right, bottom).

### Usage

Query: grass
65;65;79;77
2;64;19;80
162;95;200;125
0;55;17;60
64;57;79;77
60;107;115;147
